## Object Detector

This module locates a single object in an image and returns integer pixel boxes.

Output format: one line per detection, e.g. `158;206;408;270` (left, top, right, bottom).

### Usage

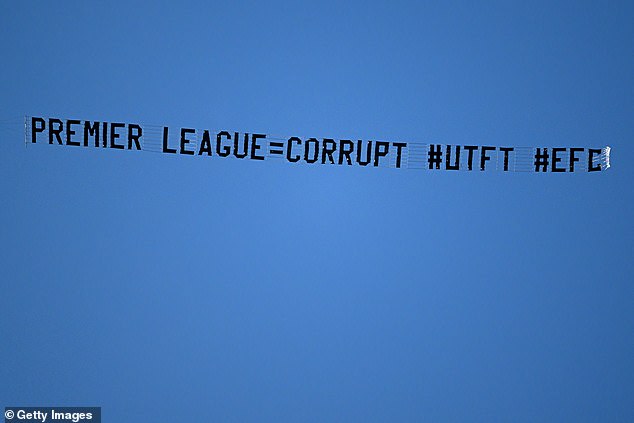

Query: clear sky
1;1;633;421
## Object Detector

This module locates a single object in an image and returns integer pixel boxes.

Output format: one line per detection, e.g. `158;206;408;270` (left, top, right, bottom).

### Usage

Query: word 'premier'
31;117;142;150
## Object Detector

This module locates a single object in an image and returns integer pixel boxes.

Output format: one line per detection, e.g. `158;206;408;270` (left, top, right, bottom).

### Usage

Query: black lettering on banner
25;117;610;175
234;132;249;159
374;141;390;167
84;121;100;147
445;145;460;170
216;131;231;157
534;148;549;172
49;118;63;145
198;130;212;156
569;147;583;172
464;145;478;171
339;140;354;165
162;126;176;154
287;137;301;162
110;123;125;149
551;148;566;172
66;119;81;146
128;124;142;150
357;140;372;166
102;122;108;147
180;128;195;155
31;117;45;143
393;142;406;168
428;144;442;169
588;148;602;172
305;138;319;163
251;134;265;160
480;146;495;171
500;147;514;171
322;138;337;164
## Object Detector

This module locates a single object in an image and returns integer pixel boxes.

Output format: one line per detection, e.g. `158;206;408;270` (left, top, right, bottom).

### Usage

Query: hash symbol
534;148;549;172
428;144;442;169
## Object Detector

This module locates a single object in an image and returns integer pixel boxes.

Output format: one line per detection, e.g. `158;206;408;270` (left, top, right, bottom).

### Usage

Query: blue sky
1;1;633;421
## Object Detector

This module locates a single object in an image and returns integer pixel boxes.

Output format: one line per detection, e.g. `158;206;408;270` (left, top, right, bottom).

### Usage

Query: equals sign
269;141;285;155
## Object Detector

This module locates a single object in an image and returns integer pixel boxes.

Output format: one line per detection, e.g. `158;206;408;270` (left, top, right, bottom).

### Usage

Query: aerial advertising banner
26;116;611;173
